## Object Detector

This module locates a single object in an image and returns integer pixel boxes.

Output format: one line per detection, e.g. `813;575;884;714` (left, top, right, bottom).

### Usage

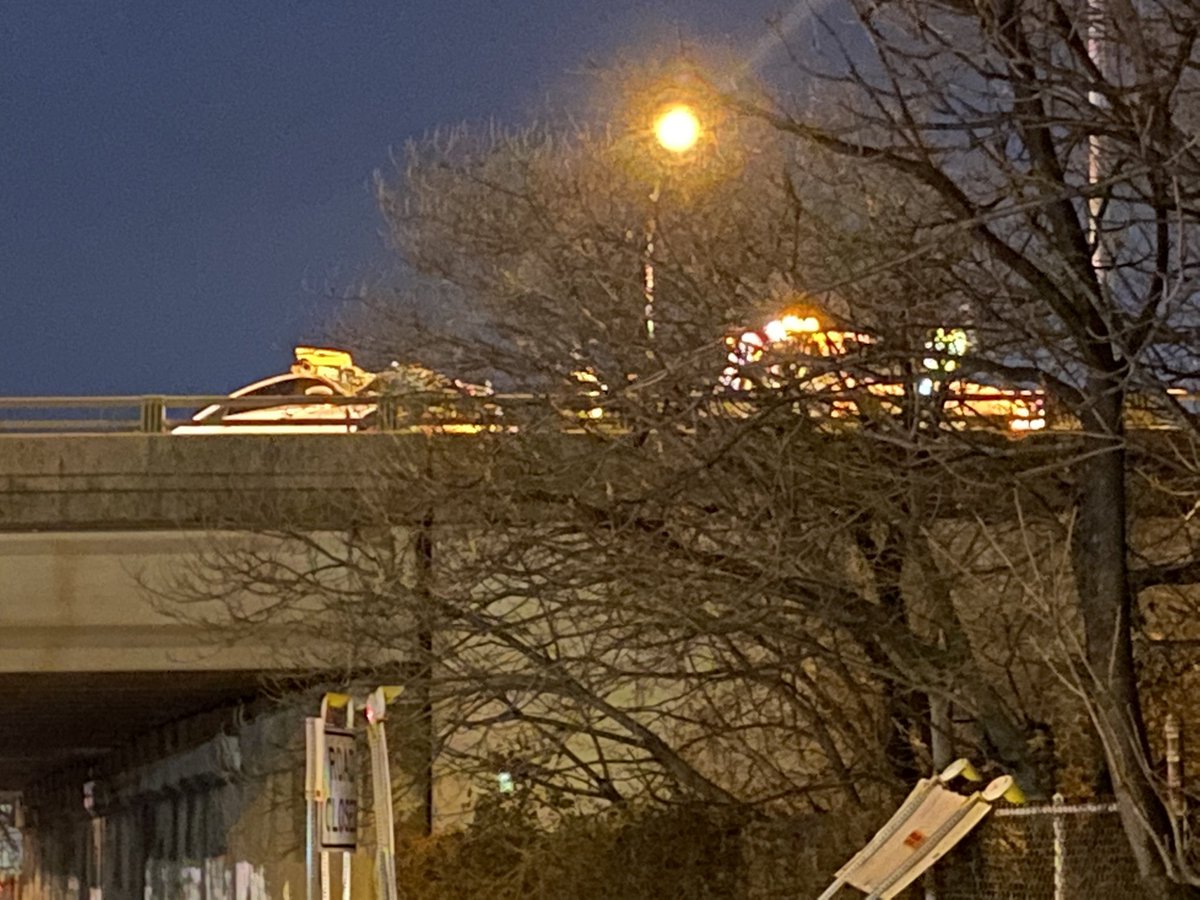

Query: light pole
643;104;702;351
1087;1;1107;276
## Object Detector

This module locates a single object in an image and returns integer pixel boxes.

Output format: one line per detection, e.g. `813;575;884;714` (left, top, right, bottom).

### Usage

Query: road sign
320;726;358;851
307;718;358;853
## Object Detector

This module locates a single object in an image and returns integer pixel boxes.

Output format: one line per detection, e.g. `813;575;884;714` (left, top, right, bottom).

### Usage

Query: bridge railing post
139;397;166;434
376;395;398;432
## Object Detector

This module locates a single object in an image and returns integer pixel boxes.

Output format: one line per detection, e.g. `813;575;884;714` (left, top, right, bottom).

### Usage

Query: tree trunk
415;510;435;836
854;522;928;785
1073;384;1194;893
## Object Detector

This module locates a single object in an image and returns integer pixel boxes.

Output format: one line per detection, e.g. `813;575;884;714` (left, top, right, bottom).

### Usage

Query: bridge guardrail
0;393;540;435
0;394;339;434
0;391;1196;435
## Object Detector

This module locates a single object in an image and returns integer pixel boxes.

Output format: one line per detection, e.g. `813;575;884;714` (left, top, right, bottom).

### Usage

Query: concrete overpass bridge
0;430;407;786
0;389;1195;898
1;390;1195;786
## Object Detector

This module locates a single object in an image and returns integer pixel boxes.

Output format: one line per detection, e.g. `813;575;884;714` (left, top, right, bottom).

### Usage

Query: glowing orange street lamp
653;104;702;154
642;104;703;348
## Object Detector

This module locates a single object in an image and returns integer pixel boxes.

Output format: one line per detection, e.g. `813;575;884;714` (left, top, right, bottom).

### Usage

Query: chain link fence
937;798;1149;900
742;798;1154;899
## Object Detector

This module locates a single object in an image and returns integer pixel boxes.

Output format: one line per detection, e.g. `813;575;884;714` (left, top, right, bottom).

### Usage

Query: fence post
1166;714;1185;819
1052;792;1065;900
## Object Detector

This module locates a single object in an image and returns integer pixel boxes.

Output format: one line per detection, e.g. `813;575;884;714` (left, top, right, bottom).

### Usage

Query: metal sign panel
320;726;358;851
820;765;1016;899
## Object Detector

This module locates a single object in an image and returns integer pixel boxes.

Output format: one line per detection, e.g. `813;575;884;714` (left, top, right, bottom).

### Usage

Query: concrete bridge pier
19;708;300;900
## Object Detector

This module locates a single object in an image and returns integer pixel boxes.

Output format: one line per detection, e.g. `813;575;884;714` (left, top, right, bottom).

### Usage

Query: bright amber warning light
654;104;701;153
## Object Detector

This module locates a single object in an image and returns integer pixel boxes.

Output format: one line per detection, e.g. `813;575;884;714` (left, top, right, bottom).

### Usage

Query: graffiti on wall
143;857;270;900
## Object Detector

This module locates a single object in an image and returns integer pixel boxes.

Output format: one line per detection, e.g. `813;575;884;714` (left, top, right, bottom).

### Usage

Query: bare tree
716;0;1200;889
172;123;1057;806
161;16;1200;888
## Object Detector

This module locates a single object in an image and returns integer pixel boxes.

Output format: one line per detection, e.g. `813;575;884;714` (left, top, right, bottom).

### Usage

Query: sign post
306;688;402;900
306;694;358;900
365;687;403;900
304;717;324;900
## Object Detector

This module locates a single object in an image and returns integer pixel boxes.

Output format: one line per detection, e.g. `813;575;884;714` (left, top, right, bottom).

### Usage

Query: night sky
1;1;795;396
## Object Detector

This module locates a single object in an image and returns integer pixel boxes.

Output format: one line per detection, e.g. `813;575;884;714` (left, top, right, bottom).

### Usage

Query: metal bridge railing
0;394;377;434
0;393;539;435
0;391;1195;435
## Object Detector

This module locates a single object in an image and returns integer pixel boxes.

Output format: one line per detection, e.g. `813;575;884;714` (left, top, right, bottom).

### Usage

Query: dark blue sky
1;1;791;395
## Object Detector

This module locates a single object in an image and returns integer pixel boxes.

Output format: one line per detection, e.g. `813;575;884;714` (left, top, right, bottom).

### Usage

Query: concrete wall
0;531;289;674
0;434;401;532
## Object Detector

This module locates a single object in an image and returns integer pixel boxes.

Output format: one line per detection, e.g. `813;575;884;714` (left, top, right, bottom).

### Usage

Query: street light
653;104;701;154
643;103;703;349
